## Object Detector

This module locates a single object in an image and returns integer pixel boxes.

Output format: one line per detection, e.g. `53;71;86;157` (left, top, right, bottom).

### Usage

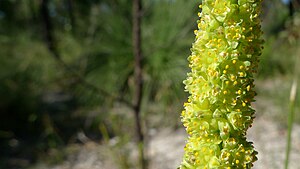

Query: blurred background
0;0;300;169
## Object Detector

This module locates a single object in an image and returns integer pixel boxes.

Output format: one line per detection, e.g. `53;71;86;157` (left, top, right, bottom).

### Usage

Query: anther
247;85;251;91
242;102;246;107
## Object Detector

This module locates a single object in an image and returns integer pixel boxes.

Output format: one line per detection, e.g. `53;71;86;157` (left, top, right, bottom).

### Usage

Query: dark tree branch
41;0;59;58
133;0;146;168
289;0;300;16
66;0;76;33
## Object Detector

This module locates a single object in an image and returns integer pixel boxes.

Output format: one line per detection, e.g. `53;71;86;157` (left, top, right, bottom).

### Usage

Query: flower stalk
180;0;264;168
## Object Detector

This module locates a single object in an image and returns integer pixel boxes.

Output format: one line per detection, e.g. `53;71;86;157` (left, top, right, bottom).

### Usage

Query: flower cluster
180;0;264;168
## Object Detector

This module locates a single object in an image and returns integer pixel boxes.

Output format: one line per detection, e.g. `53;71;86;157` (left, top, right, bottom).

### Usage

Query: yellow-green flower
180;0;263;168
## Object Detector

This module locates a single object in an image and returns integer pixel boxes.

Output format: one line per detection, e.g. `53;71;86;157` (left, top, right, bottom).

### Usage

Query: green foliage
262;0;289;37
0;0;198;168
258;0;297;77
142;0;199;127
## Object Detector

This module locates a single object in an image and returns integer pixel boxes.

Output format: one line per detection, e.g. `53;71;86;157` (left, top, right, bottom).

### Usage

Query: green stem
285;45;299;169
285;84;296;169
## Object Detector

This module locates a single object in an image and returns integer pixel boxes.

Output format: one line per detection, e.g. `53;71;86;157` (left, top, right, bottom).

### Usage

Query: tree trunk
132;0;146;168
66;0;76;34
40;0;59;58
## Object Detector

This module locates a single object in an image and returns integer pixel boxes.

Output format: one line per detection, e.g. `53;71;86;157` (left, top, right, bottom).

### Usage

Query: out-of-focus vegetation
0;0;300;169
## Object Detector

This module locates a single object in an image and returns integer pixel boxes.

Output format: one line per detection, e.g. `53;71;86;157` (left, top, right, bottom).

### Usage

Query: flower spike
180;0;264;168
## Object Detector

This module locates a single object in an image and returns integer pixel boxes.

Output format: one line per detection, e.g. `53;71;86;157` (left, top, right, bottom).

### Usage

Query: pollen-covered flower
180;0;264;168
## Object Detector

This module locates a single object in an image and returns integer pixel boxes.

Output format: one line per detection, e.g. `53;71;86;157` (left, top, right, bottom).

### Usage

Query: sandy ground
30;114;300;169
148;116;300;169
